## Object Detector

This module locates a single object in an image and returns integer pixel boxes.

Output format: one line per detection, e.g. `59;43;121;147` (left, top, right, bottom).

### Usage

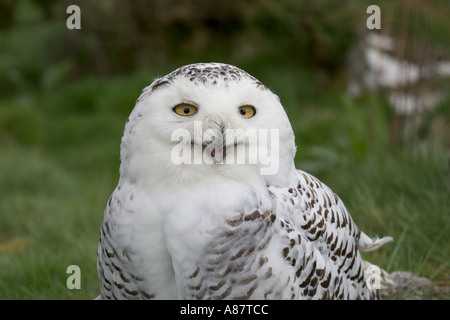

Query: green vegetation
0;0;448;299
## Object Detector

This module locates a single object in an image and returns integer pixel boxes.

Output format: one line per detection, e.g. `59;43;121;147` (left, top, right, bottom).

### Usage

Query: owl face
120;63;297;188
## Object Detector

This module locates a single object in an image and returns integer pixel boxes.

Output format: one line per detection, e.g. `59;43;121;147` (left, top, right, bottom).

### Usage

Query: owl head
119;63;297;190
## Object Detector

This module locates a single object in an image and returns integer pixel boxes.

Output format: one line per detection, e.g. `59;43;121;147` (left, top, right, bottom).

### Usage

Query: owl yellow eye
238;105;256;118
173;103;198;116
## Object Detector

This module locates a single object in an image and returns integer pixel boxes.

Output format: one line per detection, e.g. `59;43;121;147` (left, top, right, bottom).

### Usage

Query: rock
381;271;450;300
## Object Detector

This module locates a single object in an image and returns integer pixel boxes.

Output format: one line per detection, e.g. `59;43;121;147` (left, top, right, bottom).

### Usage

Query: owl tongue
211;146;227;159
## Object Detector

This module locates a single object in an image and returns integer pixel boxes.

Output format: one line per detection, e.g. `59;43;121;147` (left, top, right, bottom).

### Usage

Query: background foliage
0;0;449;299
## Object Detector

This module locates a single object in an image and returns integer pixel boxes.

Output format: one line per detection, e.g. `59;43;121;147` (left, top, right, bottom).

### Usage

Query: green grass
0;62;449;299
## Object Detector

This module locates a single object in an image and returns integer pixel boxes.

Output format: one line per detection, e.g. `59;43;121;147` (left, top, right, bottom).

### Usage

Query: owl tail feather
358;232;393;252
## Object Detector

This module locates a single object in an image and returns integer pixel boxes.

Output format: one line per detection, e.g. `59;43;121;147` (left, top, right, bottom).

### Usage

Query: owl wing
267;169;393;299
181;170;392;300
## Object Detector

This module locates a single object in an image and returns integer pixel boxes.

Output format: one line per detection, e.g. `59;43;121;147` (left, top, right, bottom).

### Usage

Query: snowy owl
97;62;392;300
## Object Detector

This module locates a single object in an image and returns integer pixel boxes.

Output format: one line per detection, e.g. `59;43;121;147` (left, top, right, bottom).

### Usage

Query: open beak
203;142;227;162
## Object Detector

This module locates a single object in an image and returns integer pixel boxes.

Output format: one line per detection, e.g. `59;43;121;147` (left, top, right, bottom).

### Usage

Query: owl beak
200;118;228;162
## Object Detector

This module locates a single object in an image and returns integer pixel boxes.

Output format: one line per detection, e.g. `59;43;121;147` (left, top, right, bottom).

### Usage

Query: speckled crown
154;62;267;90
